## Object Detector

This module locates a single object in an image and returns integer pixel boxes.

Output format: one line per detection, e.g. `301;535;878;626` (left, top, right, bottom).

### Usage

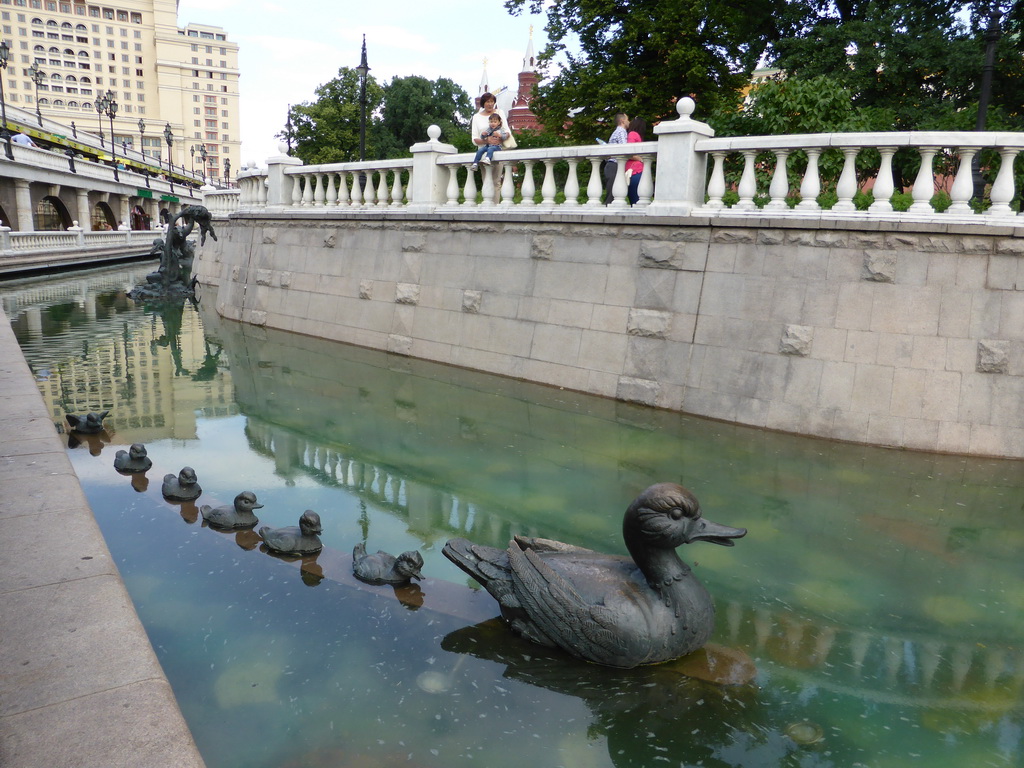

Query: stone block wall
197;212;1024;458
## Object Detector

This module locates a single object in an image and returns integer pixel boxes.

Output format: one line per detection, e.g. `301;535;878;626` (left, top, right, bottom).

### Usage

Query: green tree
377;75;473;157
505;0;784;143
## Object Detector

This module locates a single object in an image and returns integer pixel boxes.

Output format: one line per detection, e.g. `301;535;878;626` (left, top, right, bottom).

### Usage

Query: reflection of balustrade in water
721;599;1024;710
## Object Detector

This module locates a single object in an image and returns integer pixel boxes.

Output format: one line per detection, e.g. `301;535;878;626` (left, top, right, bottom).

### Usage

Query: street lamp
137;118;145;161
356;34;369;162
102;90;118;181
95;91;108;148
0;39;13;160
27;61;45;126
163;123;174;195
189;144;195;176
224;158;231;188
199;144;208;182
284;105;293;156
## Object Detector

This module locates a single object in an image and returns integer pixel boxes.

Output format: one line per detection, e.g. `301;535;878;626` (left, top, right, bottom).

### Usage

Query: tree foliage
505;0;784;143
283;71;473;163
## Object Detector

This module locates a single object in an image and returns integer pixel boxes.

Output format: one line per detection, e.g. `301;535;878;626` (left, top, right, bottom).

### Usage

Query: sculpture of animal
113;443;152;473
259;510;323;555
200;491;263;529
352;542;424;585
66;411;109;434
442;483;746;669
161;467;202;501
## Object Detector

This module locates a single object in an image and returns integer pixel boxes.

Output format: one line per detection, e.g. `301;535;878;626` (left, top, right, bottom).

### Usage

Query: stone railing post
408;125;457;212
265;143;304;209
647;97;715;216
0;226;11;253
68;221;85;246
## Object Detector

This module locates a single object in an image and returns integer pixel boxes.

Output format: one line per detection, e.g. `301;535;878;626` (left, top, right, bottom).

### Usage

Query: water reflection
3;265;1023;767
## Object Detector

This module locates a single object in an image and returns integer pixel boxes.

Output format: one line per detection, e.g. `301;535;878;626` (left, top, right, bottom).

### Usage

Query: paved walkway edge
0;305;207;768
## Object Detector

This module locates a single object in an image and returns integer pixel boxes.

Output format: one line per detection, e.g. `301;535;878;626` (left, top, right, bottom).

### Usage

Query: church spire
478;56;489;95
522;25;536;72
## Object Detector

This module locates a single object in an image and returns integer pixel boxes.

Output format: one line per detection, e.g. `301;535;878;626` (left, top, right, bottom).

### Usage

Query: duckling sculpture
442;483;746;669
66;410;109;434
259;510;323;555
162;466;202;501
200;491;263;530
113;443;152;473
352;542;424;585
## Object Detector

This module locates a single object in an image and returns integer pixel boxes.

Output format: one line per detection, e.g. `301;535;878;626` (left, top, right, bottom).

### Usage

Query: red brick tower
507;30;541;133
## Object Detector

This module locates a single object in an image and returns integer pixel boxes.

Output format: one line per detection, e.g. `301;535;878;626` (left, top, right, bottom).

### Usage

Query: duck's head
624;483;746;552
234;491;263;511
128;443;147;460
178;466;198;486
298;510;322;535
395;550;424;581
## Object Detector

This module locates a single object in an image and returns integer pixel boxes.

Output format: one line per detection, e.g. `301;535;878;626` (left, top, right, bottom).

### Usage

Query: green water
3;264;1023;768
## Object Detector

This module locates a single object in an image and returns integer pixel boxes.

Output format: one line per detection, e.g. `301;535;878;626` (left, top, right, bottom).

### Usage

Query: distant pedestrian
602;113;629;204
12;132;37;148
625;117;647;205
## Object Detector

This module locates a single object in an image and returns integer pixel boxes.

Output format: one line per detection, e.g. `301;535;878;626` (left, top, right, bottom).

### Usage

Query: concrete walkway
0;306;205;767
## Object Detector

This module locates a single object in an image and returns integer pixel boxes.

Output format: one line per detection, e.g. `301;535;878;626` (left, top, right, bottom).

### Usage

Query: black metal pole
358;35;369;162
108;112;118;181
972;8;1002;201
0;44;12;161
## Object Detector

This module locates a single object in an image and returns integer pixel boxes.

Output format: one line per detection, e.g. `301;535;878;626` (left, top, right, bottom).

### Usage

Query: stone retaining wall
196;212;1024;459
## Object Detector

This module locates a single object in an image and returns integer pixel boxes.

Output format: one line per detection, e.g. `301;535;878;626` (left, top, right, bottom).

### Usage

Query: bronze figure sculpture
162;466;202;501
129;205;215;301
352;542;424;585
113;443;152;473
200;491;263;529
259;510;323;555
442;483;746;669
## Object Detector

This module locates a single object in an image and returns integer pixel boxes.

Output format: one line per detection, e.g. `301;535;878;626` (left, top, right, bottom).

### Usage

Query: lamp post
102;90;118;181
28;61;44;126
0;39;13;160
189;144;195;176
284;105;293;156
137;118;145;161
356;34;369;162
224;158;230;188
95;91;107;148
199;144;208;183
163;123;174;195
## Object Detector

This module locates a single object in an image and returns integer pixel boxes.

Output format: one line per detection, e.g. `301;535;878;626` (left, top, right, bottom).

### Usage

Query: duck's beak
686;517;746;546
252;503;264;509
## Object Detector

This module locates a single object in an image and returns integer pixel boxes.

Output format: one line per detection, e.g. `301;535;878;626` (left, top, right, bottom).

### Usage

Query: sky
175;0;555;164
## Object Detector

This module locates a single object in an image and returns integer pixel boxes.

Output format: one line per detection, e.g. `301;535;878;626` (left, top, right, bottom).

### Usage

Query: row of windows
0;0;142;22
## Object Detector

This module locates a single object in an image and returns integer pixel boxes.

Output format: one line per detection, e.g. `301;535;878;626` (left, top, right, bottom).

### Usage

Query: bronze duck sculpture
259;510;323;555
66;410;109;434
200;491;263;529
113;443;152;473
352;543;424;585
162;466;202;501
442;483;746;669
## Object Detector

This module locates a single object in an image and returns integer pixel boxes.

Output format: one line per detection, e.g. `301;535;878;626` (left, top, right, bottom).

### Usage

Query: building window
130;11;139;23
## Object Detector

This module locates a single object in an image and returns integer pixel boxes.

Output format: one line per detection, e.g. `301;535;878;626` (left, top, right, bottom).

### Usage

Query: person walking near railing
625;117;646;205
602;113;629;204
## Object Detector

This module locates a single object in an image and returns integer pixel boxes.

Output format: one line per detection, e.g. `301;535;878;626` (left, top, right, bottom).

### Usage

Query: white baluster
585;157;603;206
390;169;404;207
301;172;314;206
462;164;478;207
290;173;302;207
350;171;364;207
336;171;350;207
259;176;268;206
364;171;378;206
635;154;654;208
987;148;1019;217
563;159;580;207
765;150;790;211
797;148;822;210
480;163;496;207
445;164;460;206
520;160;537;206
500;161;515;206
540;159;557;207
376;169;389;207
909;147;937;213
833;147;859;211
313;173;325;206
736;149;757;209
868;147;897;213
947;148;976;214
704;151;727;209
325;172;338;206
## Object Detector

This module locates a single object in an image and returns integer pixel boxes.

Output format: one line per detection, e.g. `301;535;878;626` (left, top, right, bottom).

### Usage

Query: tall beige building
0;0;239;185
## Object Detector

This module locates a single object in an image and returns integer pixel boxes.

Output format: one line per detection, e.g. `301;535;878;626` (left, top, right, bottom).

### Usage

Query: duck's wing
507;544;620;662
514;535;598;555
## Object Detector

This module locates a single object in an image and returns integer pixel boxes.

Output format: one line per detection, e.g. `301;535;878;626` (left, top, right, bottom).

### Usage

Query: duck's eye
670;507;683;520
